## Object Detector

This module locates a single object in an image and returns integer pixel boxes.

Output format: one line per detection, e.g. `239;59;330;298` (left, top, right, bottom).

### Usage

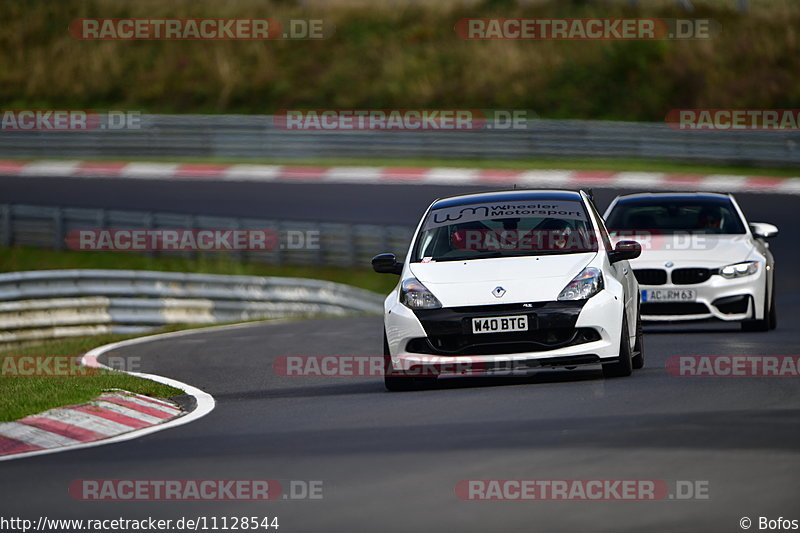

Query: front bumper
639;269;765;322
384;290;624;376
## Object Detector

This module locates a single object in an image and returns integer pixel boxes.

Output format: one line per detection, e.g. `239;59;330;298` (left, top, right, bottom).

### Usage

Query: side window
586;198;614;251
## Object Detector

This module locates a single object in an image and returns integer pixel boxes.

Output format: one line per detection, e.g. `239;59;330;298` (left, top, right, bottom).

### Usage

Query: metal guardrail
1;115;797;167
0;269;385;347
0;204;414;269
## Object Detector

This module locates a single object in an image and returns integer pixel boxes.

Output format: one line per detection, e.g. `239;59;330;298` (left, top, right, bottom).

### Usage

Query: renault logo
492;286;506;298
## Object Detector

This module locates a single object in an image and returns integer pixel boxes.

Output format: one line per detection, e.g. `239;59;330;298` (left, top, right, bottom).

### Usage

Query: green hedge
1;0;797;121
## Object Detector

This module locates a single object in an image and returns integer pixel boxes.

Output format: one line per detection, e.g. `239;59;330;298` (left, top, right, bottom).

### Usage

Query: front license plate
472;315;528;334
642;289;697;302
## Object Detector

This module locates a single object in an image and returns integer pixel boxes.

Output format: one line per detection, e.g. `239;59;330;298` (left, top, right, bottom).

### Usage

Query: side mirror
371;253;403;275
749;222;779;239
609;240;641;263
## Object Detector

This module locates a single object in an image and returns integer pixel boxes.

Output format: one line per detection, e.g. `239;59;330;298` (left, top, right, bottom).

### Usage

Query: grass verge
0;330;186;423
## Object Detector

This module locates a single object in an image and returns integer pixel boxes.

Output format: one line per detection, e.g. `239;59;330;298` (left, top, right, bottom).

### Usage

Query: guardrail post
1;205;11;247
315;221;324;265
52;206;64;250
143;212;155;258
275;220;284;266
233;217;243;263
347;223;356;268
379;225;388;254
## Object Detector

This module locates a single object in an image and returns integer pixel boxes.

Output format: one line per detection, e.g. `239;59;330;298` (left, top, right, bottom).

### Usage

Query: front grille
641;302;710;316
633;269;667;286
671;268;713;285
406;328;602;356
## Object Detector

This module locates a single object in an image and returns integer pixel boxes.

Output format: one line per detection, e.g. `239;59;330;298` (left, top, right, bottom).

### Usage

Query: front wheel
741;282;775;332
603;315;633;378
631;307;645;370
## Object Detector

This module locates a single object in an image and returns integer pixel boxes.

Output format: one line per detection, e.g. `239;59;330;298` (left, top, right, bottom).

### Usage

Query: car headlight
719;261;759;279
400;277;442;309
558;267;604;301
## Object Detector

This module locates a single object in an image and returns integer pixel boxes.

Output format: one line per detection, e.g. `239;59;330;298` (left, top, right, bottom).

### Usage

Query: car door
587;197;637;339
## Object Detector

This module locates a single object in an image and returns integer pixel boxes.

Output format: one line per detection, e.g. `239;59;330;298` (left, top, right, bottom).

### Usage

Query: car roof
613;192;733;203
431;189;584;210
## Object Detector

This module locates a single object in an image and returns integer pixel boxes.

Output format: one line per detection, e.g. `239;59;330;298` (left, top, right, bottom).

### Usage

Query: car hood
615;234;756;267
408;253;596;306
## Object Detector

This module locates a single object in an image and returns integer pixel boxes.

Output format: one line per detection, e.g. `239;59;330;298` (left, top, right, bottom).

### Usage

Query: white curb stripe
3;160;800;194
322;166;383;183
104;393;182;415
0;422;81;448
222;164;282;181
611;172;667;188
89;400;165;424
517;170;574;187
19;161;80;177
38;408;136;436
426;168;481;185
120;163;180;179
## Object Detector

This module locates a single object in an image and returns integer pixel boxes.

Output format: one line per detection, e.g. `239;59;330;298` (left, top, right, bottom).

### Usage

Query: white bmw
372;189;644;391
604;192;778;331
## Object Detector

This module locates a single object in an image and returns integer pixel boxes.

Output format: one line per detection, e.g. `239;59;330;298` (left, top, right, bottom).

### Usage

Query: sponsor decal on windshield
424;201;587;230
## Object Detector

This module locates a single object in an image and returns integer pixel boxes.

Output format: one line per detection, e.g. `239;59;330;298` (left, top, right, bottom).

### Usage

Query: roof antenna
513;183;517;190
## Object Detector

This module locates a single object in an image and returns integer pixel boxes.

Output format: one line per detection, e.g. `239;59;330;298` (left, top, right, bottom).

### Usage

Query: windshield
411;199;597;262
606;198;746;236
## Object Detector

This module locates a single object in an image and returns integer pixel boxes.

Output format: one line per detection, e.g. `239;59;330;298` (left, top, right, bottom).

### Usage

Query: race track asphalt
1;175;799;532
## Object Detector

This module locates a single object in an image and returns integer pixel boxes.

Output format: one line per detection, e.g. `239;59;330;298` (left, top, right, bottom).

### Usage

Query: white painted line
0;422;81;448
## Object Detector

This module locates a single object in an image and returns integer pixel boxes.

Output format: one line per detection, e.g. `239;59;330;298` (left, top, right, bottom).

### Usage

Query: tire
768;280;777;331
603;314;633;378
631;307;645;370
383;331;435;391
741;281;775;332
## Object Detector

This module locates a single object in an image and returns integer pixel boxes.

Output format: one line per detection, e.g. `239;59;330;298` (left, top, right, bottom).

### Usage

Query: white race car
603;192;778;331
372;189;643;391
